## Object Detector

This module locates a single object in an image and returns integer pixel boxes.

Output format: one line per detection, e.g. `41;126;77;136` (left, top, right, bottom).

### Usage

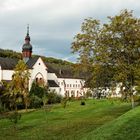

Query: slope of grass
83;104;140;140
0;99;130;140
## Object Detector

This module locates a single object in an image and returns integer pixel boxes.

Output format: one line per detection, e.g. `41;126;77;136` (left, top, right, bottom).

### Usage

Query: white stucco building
0;27;86;98
57;78;85;97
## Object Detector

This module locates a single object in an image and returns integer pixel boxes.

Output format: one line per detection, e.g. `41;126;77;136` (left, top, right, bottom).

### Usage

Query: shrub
61;98;68;108
55;94;62;103
47;90;62;104
8;111;21;128
0;102;9;114
30;82;48;99
68;96;75;102
0;105;5;114
81;101;86;105
133;95;140;102
85;90;93;98
30;95;42;108
29;82;49;108
30;83;63;107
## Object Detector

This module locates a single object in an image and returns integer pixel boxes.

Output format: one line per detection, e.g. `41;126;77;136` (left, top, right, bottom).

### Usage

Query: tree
0;82;10;113
29;82;49;108
8;60;30;111
72;9;140;108
0;82;5;113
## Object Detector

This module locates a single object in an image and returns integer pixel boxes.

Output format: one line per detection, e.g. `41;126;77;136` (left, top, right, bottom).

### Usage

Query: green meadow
0;99;133;140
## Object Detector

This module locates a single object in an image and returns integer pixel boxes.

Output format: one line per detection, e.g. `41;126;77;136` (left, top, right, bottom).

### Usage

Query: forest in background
0;48;86;79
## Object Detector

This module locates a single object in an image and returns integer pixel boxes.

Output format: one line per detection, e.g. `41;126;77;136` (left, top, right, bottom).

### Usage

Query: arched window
35;73;44;85
36;78;38;82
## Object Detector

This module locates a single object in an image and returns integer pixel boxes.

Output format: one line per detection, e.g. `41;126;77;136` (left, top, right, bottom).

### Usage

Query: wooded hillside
0;48;86;79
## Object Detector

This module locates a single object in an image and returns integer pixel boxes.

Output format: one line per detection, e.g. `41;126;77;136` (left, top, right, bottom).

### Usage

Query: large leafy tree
72;10;140;108
8;60;30;111
72;17;114;98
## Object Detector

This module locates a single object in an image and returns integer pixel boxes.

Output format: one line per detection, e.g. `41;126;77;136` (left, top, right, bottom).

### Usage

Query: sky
0;0;140;62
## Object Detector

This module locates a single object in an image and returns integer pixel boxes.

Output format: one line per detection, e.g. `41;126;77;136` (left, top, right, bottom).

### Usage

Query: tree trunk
131;94;134;109
24;94;29;112
43;101;46;107
25;102;28;112
15;104;18;112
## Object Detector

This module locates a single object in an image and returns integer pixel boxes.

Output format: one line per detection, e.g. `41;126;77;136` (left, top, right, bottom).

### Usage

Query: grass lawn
83;103;140;140
0;99;131;140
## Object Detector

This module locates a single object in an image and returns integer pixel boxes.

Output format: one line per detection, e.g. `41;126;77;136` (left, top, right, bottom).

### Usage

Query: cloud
0;0;140;62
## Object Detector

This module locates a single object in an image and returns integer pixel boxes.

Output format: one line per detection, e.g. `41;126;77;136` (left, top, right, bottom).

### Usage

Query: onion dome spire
22;24;32;62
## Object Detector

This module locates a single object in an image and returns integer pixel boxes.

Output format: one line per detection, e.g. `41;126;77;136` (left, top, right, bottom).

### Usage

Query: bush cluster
47;91;62;104
29;83;62;108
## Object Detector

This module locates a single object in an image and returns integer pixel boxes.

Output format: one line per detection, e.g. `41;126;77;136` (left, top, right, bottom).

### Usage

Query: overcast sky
0;0;140;62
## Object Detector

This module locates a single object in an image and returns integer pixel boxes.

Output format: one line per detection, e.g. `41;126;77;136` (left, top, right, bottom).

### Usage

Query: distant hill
0;48;87;79
0;48;22;59
0;48;72;65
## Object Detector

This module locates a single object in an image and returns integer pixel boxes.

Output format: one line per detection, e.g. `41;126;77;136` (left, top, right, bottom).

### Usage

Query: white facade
29;57;48;89
47;72;86;97
1;69;14;81
58;78;85;97
0;57;48;90
47;72;61;94
0;57;86;98
47;73;58;83
0;55;89;98
0;66;14;82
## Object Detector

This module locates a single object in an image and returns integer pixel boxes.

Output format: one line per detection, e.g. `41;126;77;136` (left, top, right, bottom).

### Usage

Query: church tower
22;25;32;62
